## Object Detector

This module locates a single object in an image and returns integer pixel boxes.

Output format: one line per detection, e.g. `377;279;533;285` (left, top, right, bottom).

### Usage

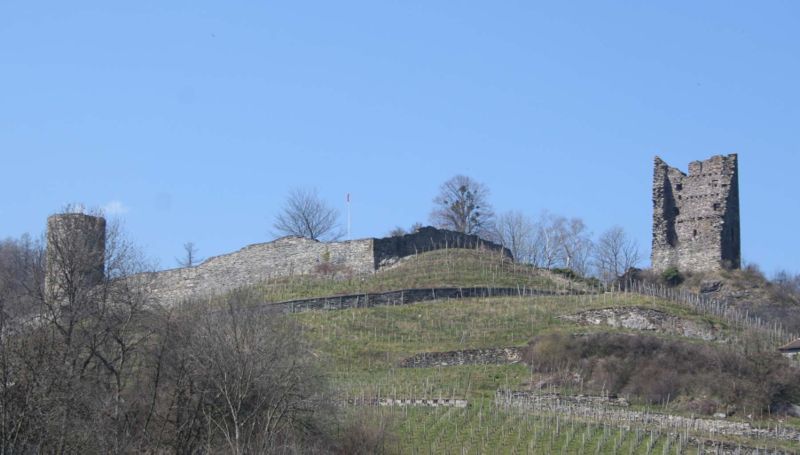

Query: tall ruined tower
45;213;107;302
651;154;740;272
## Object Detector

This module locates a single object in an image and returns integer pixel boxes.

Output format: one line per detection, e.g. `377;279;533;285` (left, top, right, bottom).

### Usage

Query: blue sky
2;1;798;274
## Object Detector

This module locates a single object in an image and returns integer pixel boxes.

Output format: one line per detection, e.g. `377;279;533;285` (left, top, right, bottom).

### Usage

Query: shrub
661;267;683;286
551;268;578;280
523;333;800;414
336;412;396;455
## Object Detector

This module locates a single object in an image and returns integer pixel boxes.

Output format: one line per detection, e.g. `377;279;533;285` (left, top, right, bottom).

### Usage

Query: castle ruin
45;213;107;302
43;214;511;305
651;154;740;272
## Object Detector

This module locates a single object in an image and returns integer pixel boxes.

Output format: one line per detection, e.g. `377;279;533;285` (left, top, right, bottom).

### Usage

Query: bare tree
176;241;202;267
185;292;332;453
273;187;343;241
558;217;594;276
388;227;407;237
492;211;535;263
530;212;565;269
429;175;494;236
0;215;348;453
594;226;641;283
528;212;593;275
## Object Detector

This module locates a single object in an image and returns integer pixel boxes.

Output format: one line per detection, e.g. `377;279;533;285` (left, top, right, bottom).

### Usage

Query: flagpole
347;193;351;240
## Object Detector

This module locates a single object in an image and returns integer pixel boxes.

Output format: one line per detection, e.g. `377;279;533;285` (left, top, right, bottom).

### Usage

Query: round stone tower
45;213;107;301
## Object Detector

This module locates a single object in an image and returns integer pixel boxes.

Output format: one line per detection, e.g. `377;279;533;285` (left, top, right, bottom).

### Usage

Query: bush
551;268;602;288
336;412;396;455
551;268;578;280
661;267;683;286
523;332;800;415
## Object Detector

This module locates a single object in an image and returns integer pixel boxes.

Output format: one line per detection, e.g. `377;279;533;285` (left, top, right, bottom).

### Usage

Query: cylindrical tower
45;213;107;302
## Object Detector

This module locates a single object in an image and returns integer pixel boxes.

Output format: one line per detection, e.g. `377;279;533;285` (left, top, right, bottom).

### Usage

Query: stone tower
45;213;107;301
651;154;740;272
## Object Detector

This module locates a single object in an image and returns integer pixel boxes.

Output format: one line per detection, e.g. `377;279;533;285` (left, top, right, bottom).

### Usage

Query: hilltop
247;248;579;304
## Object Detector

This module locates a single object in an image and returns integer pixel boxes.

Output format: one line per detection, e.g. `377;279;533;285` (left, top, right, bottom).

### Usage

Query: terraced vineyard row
357;406;783;454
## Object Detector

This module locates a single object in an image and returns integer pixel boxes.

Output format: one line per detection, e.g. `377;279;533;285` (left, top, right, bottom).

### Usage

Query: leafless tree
429;175;495;237
558;217;594;276
273;187;343;241
528;213;593;275
0;214;157;453
388;227;407;237
530;212;565;269
0;215;348;453
492;211;535;263
773;270;800;294
594;226;641;283
185;292;332;453
176;241;202;267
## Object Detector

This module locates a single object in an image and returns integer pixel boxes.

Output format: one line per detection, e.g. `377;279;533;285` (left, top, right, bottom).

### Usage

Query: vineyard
218;248;800;453
356;405;788;454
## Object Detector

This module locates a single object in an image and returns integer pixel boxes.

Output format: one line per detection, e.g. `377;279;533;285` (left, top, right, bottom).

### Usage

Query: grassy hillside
252;248;568;303
291;290;799;453
229;248;800;452
293;293;751;399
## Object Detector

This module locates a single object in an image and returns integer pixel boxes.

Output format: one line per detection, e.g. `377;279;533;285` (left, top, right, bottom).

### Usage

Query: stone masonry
652;154;740;272
45;213;106;302
41;216;511;305
141;227;510;304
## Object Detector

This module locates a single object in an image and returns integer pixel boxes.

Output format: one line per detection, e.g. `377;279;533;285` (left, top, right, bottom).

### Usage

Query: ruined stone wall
140;228;511;304
372;226;512;268
144;236;375;303
652;154;740;272
42;212;511;306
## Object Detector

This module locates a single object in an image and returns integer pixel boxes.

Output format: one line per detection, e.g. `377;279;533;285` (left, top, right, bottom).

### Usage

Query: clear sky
2;1;798;274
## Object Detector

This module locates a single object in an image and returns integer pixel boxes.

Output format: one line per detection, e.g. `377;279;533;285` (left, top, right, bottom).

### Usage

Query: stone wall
496;390;800;443
42;211;512;306
399;347;522;368
652;154;741;272
373;226;512;268
144;236;375;303
352;397;469;408
135;227;510;305
246;287;569;315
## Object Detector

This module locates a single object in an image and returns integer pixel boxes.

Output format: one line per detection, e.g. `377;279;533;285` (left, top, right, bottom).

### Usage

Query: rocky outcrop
560;307;720;341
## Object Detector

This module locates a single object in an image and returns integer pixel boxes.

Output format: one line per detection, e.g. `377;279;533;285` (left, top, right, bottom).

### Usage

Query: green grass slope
238;248;798;453
253;248;568;303
292;290;798;452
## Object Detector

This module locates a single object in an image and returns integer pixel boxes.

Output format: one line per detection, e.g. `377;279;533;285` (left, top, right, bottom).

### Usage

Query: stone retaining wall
400;347;522;368
496;390;800;443
246;286;571;315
